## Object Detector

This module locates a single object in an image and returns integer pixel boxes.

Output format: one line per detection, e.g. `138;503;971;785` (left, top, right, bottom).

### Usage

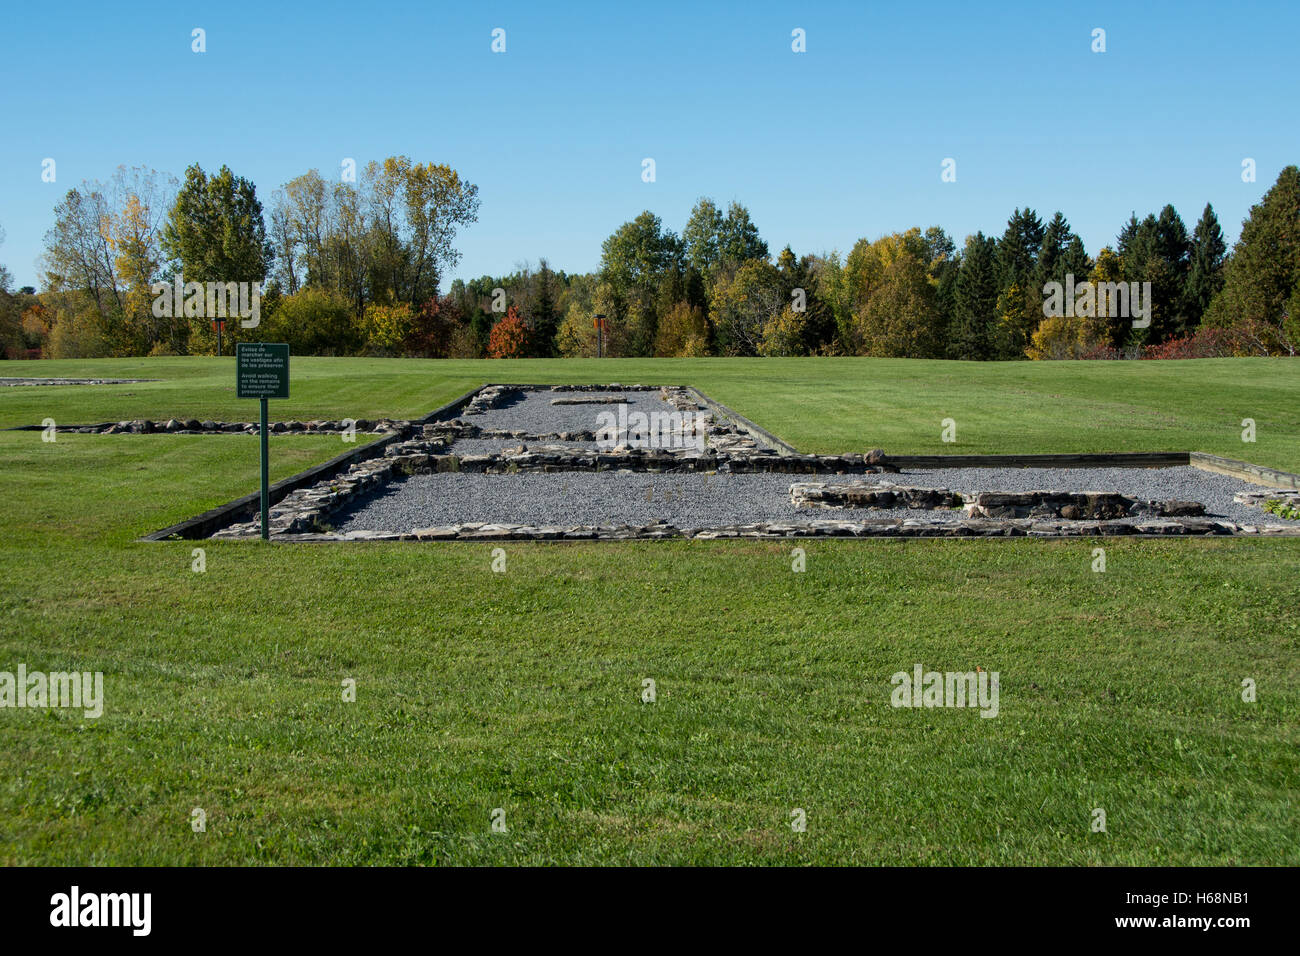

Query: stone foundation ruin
117;383;1300;542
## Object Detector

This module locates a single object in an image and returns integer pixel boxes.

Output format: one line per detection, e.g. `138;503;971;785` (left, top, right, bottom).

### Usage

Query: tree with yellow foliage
362;302;414;354
654;301;709;356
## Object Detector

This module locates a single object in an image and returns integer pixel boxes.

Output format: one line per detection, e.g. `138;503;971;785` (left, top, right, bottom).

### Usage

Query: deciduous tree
487;305;531;358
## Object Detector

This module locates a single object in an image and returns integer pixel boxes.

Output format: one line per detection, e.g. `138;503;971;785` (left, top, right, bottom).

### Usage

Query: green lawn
0;357;1297;865
5;355;1299;471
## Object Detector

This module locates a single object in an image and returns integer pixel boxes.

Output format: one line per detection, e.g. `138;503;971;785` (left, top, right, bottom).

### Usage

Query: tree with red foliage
487;306;531;358
1141;325;1234;359
405;295;463;357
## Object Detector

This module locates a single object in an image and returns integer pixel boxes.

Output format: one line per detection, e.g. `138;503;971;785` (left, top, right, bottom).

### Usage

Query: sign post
236;343;290;541
259;395;269;538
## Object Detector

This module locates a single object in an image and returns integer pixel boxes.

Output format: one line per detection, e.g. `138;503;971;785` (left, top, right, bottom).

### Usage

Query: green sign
236;343;290;399
236;343;289;541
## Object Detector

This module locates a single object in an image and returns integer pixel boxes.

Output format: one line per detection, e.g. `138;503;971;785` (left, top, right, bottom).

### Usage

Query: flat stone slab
1235;489;1300;520
791;482;965;510
965;490;1203;520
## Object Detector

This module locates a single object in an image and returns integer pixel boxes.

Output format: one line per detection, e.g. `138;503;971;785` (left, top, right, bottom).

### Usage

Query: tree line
2;161;1297;360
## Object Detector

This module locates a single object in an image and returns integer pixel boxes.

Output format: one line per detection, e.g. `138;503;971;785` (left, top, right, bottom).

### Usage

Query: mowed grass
0;358;1297;865
5;355;1299;471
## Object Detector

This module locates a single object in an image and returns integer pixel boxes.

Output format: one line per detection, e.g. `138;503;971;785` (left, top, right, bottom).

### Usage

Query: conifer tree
1205;166;1300;351
951;232;999;360
1184;203;1226;327
996;208;1044;294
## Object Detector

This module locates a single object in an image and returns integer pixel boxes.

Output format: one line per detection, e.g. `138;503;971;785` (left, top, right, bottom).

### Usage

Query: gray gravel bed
333;466;1298;532
465;389;685;435
859;465;1294;525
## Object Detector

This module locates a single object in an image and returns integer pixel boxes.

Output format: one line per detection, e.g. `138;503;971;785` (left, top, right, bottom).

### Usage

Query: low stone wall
792;482;964;510
387;444;895;476
683;386;800;455
790;481;1205;520
43;417;404;435
964;491;1203;519
461;385;521;415
143;430;406;541
244;515;1295;542
551;384;661;392
1235;489;1300;510
424;421;597;443
0;377;156;387
212;454;406;538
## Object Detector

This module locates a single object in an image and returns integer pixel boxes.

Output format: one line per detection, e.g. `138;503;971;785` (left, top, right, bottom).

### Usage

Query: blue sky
1;0;1297;289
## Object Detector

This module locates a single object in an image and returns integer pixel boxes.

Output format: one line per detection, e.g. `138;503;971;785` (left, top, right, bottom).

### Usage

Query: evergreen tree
1152;204;1192;337
1117;206;1191;340
989;210;1044;358
951;232;999;359
531;258;560;355
1116;214;1141;261
996;208;1044;293
1204;165;1300;351
1035;212;1074;290
1184;204;1226;328
1060;235;1091;280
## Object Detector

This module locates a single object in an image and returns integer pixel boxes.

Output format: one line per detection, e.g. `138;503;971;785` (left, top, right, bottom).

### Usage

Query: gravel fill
851;465;1293;524
464;389;685;435
333;466;1299;532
